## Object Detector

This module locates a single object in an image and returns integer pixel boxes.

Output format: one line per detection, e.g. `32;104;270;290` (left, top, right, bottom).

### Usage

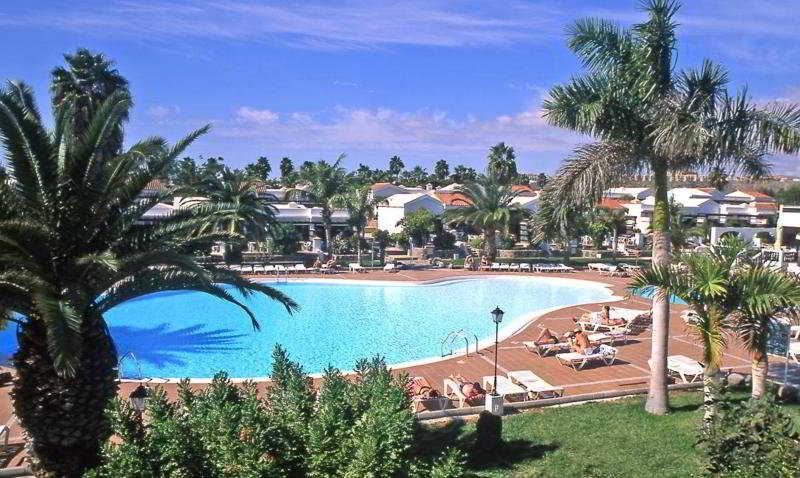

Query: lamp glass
491;306;504;324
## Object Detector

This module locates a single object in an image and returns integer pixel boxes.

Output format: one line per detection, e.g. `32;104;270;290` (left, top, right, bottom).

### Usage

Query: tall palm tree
486;142;518;184
629;243;742;424
730;267;800;398
531;185;588;262
50;48;130;158
444;175;525;261
593;205;627;259
335;185;378;263
542;0;800;414
290;155;350;250
0;81;297;477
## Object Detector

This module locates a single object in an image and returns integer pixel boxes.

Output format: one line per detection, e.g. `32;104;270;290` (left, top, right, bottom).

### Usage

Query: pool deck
1;268;798;466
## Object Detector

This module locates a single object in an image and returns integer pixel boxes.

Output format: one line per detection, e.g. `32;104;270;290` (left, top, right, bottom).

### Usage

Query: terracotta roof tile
435;192;472;206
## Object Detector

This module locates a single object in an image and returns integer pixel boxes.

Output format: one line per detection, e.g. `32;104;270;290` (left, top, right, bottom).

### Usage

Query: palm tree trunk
751;349;768;398
647;164;672;415
612;230;618;261
12;312;118;477
702;366;722;427
484;228;497;261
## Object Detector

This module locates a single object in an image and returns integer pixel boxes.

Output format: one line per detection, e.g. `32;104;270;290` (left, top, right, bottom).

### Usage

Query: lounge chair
275;265;287;274
557;263;575;272
789;342;800;364
294;264;308;273
587;332;627;346
556;345;617;370
264;265;275;274
649;355;704;383
252;264;266;274
519;263;531;272
578;308;650;334
509;263;520;272
600;265;627;277
491;262;501;271
587;262;609;271
349;262;366;273
507;370;564;399
443;377;485;408
407;376;447;412
482;375;527;401
499;263;510;271
383;263;397;273
523;340;571;357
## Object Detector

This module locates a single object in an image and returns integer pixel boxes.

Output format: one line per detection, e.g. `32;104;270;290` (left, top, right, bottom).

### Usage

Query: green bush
700;393;800;477
390;231;410;250
432;230;456;250
267;223;301;255
475;410;502;452
86;346;466;478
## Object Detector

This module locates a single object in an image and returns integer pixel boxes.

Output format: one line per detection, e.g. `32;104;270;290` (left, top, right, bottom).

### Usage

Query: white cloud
222;105;583;158
146;105;180;119
9;0;568;51
235;106;279;124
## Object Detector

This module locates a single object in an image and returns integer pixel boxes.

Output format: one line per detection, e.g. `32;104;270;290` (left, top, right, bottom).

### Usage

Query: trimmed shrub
475;410;502;452
699;393;800;477
86;347;466;478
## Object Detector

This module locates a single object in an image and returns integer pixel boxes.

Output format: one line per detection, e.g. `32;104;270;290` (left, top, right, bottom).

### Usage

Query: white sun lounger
482;375;527;401
523;340;571;357
587;332;628;346
263;265;275;274
507;370;564;399
275;265;287;274
649;355;704;383
491;262;501;271
789;342;800;364
509;263;520;272
587;262;610;271
443;378;484;408
383;263;397;273
556;345;617;370
499;263;510;271
294;264;308;273
252;264;265;274
349;262;366;273
519;263;531;272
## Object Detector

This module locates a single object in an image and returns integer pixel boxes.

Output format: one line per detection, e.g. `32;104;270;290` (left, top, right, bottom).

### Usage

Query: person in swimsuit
534;328;559;345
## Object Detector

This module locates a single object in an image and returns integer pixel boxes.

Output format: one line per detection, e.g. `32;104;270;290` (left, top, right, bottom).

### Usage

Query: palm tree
290;155;350;250
50;48;130;157
0;81;297;477
629;244;741;424
199;171;276;240
531;186;588;262
444;175;525;261
486;142;518;184
593;206;627;259
542;0;800;414
335;185;378;264
730;267;800;398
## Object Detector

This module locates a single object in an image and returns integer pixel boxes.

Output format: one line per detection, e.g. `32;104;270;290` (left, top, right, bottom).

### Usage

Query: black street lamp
129;384;151;421
491;306;504;396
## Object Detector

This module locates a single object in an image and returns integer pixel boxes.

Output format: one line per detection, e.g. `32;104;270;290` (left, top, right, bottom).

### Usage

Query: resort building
376;193;444;233
776;205;800;249
604;187;651;200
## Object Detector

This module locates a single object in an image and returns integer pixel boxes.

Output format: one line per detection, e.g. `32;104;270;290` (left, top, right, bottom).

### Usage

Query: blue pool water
635;287;688;305
0;277;614;378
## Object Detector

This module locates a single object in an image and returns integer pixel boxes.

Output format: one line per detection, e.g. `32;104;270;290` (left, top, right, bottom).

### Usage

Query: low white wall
710;226;775;245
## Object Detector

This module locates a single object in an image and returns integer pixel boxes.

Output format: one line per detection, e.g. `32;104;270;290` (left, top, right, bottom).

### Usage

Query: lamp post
485;306;505;416
129;384;151;422
491;306;504;395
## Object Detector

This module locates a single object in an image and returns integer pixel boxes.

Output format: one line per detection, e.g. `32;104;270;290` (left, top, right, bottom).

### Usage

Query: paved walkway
1;268;797;466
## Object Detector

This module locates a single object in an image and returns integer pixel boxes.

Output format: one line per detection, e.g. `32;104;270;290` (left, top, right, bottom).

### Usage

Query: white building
376;193;444;233
605;187;651;200
369;183;426;201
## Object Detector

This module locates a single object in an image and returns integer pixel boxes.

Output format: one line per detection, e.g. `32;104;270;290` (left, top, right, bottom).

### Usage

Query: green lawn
416;392;800;478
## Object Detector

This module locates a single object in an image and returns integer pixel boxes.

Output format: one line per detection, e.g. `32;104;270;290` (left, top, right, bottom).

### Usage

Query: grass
415;391;800;478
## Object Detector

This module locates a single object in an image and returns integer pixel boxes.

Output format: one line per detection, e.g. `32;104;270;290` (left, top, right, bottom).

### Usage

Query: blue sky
1;1;799;176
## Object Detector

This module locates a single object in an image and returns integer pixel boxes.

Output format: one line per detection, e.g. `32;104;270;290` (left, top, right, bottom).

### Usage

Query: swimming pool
0;276;616;379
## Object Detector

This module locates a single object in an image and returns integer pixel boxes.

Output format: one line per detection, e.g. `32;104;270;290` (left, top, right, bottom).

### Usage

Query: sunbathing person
312;257;322;269
464;255;475;271
449;374;486;404
534;328;560;345
571;329;596;355
601;305;626;326
480;256;489;269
